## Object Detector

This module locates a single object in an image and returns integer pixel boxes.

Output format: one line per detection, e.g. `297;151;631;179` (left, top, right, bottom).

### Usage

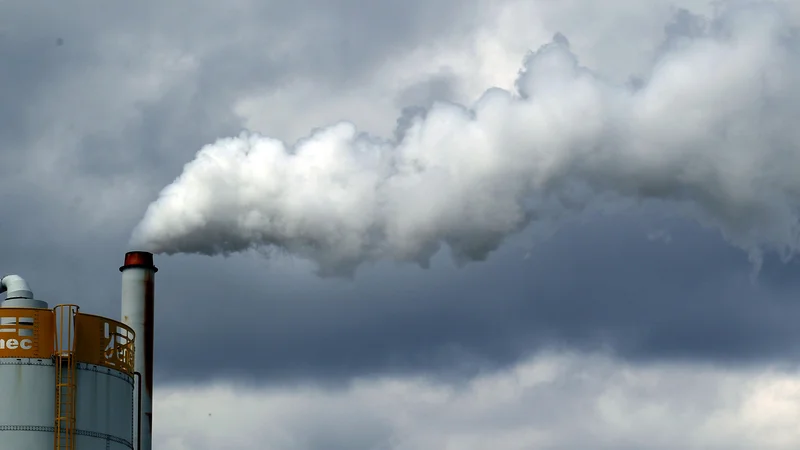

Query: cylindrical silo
72;311;136;449
0;253;153;450
0;275;56;449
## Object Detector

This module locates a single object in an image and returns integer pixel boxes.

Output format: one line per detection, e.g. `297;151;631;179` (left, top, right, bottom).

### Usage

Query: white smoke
131;2;800;276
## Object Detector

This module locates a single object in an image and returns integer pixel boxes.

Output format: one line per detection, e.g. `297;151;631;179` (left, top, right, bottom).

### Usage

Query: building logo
0;338;32;350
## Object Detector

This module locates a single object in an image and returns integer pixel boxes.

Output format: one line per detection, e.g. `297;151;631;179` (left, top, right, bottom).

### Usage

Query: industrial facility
0;251;157;450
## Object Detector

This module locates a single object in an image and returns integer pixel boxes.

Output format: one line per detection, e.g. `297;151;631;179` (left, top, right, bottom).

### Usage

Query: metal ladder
54;305;79;450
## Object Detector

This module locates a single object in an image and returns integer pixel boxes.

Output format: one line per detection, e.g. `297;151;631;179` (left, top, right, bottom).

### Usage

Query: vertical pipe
120;251;157;450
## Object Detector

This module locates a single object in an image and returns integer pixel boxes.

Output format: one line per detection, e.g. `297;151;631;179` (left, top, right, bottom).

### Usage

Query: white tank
0;357;57;448
73;362;135;449
0;300;136;450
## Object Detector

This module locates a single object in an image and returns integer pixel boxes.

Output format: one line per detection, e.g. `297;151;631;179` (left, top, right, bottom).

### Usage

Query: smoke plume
131;3;800;276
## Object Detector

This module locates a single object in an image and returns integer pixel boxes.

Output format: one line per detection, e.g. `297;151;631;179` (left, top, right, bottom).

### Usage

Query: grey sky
2;1;800;448
1;0;798;382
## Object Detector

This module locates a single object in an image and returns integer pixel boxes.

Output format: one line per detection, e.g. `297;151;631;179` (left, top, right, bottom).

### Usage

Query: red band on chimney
120;251;159;272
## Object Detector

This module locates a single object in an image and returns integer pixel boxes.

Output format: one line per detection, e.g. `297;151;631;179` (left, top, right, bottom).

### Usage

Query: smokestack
120;251;157;450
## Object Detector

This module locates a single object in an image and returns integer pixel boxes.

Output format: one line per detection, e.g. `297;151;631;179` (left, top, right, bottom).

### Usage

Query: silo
0;276;57;449
0;251;156;450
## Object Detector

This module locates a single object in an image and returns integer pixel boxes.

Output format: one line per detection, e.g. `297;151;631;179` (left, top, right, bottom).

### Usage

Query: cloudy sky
3;0;800;448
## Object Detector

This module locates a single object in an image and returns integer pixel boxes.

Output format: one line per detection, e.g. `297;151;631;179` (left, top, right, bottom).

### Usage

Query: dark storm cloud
0;0;484;252
0;0;487;379
0;30;88;158
0;0;478;216
392;71;462;142
0;0;479;180
394;71;462;109
151;207;800;386
2;0;800;392
0;0;480;329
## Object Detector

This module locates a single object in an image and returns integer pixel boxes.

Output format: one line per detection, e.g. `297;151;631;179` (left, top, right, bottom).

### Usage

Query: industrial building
0;251;157;450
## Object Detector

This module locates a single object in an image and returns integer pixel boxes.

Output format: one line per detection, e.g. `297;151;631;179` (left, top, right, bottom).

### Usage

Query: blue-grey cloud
0;0;799;392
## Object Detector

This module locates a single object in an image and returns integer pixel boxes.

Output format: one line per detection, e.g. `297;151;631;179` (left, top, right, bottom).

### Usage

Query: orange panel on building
0;307;54;358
